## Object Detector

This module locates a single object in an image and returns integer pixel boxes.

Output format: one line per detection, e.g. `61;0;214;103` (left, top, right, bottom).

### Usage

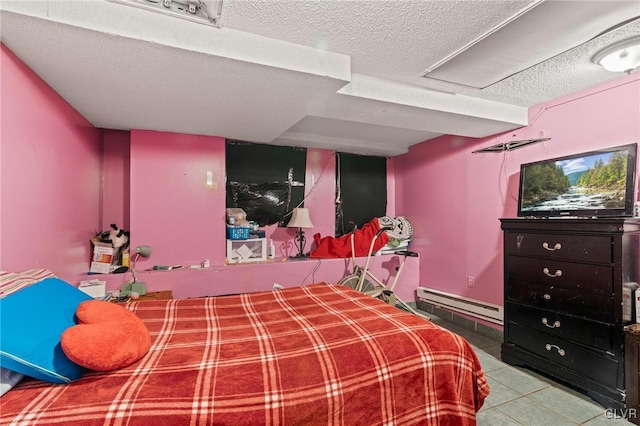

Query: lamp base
288;254;310;261
121;281;147;296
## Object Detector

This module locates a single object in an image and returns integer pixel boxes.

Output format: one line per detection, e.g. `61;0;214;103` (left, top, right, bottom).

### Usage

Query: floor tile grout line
491;404;527;425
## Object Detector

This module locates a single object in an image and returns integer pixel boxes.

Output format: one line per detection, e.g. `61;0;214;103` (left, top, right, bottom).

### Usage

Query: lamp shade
135;245;152;258
287;208;314;229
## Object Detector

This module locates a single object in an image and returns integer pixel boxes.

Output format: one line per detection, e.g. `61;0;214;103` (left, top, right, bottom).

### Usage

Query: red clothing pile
310;218;390;258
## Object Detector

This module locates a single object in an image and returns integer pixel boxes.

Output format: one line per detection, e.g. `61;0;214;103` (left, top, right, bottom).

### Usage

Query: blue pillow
0;277;92;384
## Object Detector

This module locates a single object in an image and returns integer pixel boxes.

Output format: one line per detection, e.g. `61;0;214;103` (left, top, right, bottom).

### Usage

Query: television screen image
518;143;637;218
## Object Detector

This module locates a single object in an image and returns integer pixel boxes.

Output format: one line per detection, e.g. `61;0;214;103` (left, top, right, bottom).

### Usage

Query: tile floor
419;311;635;425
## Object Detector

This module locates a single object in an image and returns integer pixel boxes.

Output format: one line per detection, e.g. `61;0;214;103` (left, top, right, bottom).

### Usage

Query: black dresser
500;218;640;409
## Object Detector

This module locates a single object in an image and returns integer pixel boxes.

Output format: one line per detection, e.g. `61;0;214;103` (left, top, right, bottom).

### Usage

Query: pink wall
394;72;640;308
0;44;102;281
127;135;341;266
100;254;419;301
386;158;396;217
102;130;131;230
129;130;226;267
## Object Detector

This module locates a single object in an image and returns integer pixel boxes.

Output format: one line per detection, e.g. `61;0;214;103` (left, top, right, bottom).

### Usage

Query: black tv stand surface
500;217;640;410
519;215;635;220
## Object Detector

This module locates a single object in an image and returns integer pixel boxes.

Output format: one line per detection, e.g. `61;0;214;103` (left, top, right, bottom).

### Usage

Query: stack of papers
377;239;411;255
78;279;106;298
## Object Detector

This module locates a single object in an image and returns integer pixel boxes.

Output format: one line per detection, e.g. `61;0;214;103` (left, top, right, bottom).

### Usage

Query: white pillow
0;367;24;396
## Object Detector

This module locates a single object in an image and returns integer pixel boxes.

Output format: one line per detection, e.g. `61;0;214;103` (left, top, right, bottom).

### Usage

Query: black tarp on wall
226;141;306;226
335;153;387;237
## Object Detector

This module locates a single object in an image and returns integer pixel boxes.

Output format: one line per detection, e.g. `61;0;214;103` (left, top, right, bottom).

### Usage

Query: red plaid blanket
1;283;488;425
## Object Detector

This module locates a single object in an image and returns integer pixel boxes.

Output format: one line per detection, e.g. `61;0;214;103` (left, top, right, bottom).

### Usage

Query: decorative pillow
0;277;92;384
61;301;151;371
0;367;24;396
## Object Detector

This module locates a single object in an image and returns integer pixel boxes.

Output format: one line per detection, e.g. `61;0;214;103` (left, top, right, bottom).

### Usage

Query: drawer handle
543;293;551;300
542;318;560;328
542;242;562;251
545;343;565;356
542;267;562;277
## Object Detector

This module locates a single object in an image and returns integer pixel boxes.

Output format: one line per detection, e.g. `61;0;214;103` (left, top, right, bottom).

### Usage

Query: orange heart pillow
61;300;151;371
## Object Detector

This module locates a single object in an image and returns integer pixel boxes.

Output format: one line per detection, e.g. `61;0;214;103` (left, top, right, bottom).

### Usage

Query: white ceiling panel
423;1;640;88
1;0;638;156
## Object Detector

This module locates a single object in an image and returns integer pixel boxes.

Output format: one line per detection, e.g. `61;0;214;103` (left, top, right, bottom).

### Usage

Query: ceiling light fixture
109;0;223;28
592;36;640;73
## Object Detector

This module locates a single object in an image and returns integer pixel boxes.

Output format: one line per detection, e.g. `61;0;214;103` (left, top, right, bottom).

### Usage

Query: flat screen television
517;143;638;218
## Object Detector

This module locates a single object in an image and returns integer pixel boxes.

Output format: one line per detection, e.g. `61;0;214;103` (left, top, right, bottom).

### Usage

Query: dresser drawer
507;255;613;295
508;323;620;388
507;278;614;322
505;232;612;263
506;302;614;352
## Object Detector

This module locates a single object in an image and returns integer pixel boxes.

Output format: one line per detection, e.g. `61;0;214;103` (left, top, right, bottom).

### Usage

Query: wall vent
417;287;503;325
472;137;550;153
109;0;223;28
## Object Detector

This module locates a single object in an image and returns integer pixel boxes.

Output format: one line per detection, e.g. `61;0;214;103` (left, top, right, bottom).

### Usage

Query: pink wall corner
394;136;471;299
299;148;335;255
386;157;396;217
394;73;640;310
102;129;131;231
130;130;226;267
0;43;102;281
303;149;336;239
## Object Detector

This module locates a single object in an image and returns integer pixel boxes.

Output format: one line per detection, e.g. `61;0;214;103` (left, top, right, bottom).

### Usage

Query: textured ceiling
1;0;639;156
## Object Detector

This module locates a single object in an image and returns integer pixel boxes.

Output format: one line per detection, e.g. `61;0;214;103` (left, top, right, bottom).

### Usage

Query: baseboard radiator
416;287;503;325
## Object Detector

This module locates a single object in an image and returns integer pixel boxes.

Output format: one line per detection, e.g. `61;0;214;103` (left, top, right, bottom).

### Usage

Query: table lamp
122;245;152;297
287;208;314;259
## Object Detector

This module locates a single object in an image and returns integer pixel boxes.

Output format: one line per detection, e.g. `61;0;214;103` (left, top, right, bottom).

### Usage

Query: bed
0;283;489;425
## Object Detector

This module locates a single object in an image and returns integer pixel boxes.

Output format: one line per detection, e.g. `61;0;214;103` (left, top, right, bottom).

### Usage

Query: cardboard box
625;282;638;322
90;261;111;274
92;241;114;263
90;241;114;274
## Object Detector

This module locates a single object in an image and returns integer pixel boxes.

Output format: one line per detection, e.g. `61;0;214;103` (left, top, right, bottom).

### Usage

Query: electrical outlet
466;276;475;288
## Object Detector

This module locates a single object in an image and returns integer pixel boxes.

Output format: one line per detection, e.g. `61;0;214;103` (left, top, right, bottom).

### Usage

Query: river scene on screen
521;150;628;212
